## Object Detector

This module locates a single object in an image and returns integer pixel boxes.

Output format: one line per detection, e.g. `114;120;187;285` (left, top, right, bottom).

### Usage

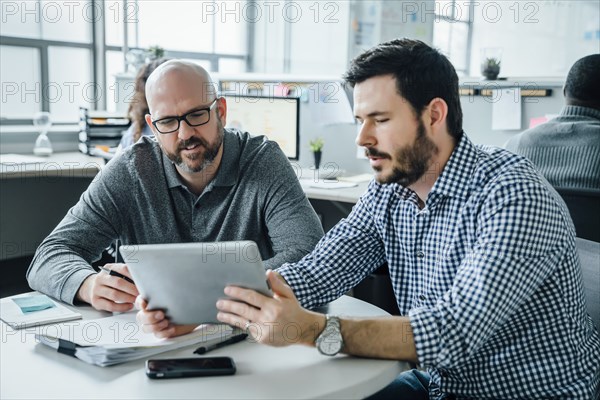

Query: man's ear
426;98;448;131
145;114;159;138
217;97;227;126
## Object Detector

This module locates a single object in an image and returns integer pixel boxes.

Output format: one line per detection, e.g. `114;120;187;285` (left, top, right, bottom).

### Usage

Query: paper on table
338;174;373;183
307;180;358;189
0;154;47;165
1;295;82;329
35;312;237;366
492;88;522;130
38;312;232;348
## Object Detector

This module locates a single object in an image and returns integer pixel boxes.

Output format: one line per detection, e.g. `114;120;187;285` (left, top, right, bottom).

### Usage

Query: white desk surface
300;179;368;204
1;295;408;400
0;152;103;179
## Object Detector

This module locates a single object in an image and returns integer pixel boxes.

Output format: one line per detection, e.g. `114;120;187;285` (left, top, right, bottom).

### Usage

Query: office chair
576;238;600;332
554;187;600;242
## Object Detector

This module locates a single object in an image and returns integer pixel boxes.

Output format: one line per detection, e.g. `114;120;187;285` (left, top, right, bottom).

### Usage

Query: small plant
309;138;324;152
146;45;165;60
481;57;501;80
483;57;501;70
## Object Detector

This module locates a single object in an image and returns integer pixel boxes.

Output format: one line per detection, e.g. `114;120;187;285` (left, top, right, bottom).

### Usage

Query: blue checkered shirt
279;136;600;399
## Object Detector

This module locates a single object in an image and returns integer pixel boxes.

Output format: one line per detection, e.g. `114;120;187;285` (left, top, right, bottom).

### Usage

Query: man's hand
216;270;325;347
77;263;139;312
135;297;197;338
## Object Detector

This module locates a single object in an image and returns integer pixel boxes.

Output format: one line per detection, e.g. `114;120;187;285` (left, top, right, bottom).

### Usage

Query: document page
38;312;232;349
492;88;522;130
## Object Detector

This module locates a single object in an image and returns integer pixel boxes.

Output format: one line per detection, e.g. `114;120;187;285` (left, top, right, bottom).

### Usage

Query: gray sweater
505;105;600;189
27;130;324;303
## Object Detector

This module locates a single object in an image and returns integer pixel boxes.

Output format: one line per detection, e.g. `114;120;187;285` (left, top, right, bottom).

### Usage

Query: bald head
145;60;218;116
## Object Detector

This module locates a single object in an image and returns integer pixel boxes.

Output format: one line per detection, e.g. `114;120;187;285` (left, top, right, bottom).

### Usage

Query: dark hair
127;57;170;142
564;54;600;109
343;38;463;141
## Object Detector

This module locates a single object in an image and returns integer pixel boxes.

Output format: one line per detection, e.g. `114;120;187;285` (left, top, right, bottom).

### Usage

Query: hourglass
33;112;53;156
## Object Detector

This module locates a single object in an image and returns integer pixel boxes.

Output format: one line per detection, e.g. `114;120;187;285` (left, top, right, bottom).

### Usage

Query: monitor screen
223;95;300;160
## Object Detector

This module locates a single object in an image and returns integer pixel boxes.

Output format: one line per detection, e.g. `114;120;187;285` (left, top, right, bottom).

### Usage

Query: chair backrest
576;238;600;331
555;187;600;242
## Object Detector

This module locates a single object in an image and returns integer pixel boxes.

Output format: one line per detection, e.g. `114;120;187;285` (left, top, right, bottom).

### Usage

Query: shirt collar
162;129;240;190
428;133;478;201
559;105;600;120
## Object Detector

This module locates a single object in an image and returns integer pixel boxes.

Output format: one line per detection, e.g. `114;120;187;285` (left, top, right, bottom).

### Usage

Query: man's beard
165;118;224;174
366;121;438;186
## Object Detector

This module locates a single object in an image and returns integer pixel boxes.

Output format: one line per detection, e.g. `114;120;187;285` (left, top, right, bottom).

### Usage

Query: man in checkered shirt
145;39;600;398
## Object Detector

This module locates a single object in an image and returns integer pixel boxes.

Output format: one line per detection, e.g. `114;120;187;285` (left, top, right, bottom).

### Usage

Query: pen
99;266;135;284
194;333;248;355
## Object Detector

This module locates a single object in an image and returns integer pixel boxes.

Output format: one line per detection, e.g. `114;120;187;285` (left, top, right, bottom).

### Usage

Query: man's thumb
267;270;293;298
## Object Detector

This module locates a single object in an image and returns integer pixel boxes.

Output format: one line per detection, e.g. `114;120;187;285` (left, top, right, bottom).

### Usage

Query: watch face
320;335;343;356
318;325;343;356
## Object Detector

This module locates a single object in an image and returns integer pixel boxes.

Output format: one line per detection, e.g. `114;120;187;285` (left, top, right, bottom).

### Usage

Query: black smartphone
146;357;236;379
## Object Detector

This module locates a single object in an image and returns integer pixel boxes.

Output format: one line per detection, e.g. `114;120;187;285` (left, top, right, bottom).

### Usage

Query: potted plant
481;57;501;80
309;138;324;169
146;45;165;62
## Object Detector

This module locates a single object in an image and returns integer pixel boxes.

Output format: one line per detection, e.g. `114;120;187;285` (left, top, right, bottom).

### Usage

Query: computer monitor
223;95;300;160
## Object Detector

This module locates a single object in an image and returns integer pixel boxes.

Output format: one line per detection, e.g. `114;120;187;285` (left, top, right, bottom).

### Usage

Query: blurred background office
2;1;599;158
1;1;599;302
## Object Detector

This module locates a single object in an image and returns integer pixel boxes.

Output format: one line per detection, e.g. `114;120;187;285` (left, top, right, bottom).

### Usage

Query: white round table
0;295;408;399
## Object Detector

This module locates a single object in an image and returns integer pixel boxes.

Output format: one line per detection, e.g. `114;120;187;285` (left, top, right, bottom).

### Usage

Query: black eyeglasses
151;98;219;134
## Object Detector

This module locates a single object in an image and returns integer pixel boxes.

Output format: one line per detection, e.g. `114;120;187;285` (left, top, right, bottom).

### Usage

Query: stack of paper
35;313;238;367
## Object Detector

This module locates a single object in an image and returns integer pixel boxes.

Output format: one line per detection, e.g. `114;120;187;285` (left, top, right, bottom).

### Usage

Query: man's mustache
364;147;391;159
177;137;208;151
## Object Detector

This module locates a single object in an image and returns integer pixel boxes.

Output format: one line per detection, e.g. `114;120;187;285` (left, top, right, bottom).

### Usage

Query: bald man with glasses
27;61;324;315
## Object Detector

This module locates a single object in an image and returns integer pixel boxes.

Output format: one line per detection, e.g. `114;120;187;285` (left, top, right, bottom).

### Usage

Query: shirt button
439;369;449;378
419;294;426;301
416;251;425;258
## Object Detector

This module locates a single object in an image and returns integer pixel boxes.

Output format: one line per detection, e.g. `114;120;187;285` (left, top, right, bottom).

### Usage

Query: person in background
505;54;600;189
140;39;600;399
119;57;170;149
27;61;324;335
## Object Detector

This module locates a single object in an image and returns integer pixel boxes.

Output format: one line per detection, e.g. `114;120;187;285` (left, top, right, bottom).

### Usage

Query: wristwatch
316;315;344;356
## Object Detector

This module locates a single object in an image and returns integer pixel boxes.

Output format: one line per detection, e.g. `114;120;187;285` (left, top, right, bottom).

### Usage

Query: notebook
0;294;82;329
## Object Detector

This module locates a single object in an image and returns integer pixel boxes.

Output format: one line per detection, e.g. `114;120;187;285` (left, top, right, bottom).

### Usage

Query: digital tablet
120;241;272;324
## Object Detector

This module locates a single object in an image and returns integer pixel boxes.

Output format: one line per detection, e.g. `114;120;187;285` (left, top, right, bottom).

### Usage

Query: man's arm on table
216;270;418;362
26;157;138;311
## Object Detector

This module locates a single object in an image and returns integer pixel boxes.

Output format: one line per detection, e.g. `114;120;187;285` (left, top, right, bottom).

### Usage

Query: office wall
300;81;566;174
470;1;600;77
460;82;565;148
297;100;371;175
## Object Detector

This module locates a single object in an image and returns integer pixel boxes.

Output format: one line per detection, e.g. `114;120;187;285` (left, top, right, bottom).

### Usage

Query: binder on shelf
79;107;130;156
